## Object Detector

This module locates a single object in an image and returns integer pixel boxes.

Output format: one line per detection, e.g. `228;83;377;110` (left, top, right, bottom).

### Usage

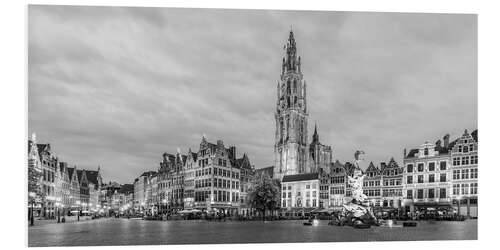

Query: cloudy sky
28;5;477;184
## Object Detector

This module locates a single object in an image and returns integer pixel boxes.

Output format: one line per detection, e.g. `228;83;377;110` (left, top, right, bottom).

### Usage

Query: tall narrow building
274;30;309;180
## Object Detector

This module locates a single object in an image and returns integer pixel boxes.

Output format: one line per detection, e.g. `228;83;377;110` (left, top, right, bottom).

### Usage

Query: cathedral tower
274;30;308;180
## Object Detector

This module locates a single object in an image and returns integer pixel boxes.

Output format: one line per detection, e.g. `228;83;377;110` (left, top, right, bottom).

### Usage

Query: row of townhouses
132;136;256;216
27;133;103;219
274;129;478;218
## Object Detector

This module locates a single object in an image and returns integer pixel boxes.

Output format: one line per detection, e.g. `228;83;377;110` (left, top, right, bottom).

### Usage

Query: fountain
331;150;380;228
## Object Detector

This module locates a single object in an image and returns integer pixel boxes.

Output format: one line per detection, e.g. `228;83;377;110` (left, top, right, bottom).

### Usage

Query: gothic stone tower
274;30;308;180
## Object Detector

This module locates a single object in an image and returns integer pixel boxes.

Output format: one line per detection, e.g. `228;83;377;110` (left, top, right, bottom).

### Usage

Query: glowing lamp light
313;219;319;226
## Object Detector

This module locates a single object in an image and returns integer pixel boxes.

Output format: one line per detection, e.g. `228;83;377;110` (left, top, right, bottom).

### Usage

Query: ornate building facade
450;129;478;217
403;135;453;214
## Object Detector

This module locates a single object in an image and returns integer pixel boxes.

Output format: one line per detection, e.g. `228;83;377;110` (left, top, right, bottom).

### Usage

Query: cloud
28;6;477;183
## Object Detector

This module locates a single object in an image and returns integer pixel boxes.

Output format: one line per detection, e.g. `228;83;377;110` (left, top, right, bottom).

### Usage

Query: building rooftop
282;173;318;183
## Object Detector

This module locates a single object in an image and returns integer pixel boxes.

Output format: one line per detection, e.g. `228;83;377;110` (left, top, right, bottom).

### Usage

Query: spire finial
312;121;319;143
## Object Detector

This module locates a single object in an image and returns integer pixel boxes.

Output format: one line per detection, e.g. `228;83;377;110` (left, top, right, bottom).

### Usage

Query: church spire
312;122;319;143
282;29;301;74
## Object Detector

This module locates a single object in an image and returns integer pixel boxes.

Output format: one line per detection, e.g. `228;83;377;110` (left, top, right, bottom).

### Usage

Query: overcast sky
28;5;477;184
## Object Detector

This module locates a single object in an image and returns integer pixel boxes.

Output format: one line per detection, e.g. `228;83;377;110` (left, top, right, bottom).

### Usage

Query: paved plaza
28;218;477;246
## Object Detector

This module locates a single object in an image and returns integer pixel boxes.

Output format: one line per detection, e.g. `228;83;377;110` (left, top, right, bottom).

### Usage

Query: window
469;144;474;152
462;156;469;165
428;188;435;199
453;157;460;166
406;190;413;199
461;183;469;195
418;175;424;183
471;155;478;164
470;183;478;195
461;169;469;179
440;188;447;198
417;189;424;199
458;145;462;152
424;148;429;156
470;168;478;179
428;174;435;183
440;173;447;182
418;163;424;172
440;161;447;170
407;176;413;184
428;162;435;171
453;170;460;180
407;164;414;173
306;184;310;189
463;145;468;153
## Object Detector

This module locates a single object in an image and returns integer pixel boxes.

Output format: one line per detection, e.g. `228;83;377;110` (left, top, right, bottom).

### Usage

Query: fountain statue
331;150;380;228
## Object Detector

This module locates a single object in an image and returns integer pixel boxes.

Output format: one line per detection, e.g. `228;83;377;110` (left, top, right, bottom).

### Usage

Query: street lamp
29;192;36;226
56;202;60;223
162;199;167;215
76;200;81;221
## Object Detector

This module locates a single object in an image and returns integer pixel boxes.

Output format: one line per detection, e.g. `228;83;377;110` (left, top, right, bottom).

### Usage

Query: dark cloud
28;6;477;183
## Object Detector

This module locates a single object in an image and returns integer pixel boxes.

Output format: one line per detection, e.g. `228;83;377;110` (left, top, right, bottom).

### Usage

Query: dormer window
424;148;429;156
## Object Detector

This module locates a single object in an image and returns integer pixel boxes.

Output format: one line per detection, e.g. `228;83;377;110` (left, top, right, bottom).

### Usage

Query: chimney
443;134;450;148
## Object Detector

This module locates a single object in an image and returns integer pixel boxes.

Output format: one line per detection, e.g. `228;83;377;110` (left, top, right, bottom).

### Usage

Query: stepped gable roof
189;151;198;162
36;143;49;160
383;158;399;169
471;129;478;142
86;170;99;186
344;162;356;175
330;160;345;174
365;161;379;173
76;169;88;184
67;167;76;180
282;173;318;183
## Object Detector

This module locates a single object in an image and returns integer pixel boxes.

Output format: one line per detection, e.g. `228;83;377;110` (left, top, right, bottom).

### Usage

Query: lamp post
56;202;60;223
162;199;167;215
61;204;65;222
76;200;81;221
29;192;36;226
